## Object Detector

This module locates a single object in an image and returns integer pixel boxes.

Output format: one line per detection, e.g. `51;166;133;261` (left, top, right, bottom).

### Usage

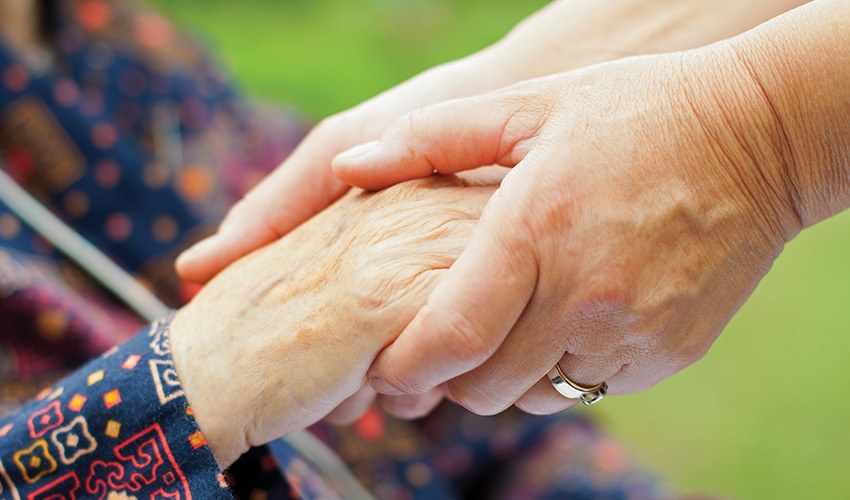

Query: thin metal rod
272;431;379;500
0;168;169;320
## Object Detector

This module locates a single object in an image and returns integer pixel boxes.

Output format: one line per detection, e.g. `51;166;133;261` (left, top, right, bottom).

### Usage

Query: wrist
721;5;850;229
677;41;806;246
170;305;249;468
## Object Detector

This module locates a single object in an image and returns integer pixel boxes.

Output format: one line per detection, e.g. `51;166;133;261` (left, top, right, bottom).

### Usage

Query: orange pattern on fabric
13;439;57;483
87;370;104;386
0;97;85;191
103;389;121;409
176;165;214;201
68;394;87;412
105;420;122;438
188;431;206;449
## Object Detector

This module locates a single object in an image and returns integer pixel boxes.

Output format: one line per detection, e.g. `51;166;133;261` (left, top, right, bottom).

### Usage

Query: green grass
149;1;850;498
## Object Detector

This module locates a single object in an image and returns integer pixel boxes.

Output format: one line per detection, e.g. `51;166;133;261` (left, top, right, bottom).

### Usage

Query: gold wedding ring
548;363;608;405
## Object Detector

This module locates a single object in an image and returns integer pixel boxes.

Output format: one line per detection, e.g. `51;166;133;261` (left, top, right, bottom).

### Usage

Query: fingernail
369;377;404;396
176;234;219;266
335;140;380;163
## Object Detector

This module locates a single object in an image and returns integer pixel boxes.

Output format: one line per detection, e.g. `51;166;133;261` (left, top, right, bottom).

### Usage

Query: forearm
481;0;809;81
721;0;850;232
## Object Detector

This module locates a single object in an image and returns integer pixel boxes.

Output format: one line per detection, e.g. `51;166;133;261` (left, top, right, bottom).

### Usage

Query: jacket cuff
0;314;235;499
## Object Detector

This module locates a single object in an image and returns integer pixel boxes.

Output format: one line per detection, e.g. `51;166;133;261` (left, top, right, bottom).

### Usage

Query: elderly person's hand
168;173;499;467
332;1;850;414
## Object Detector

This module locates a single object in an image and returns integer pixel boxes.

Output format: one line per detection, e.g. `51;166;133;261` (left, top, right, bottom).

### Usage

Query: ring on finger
548;363;608;405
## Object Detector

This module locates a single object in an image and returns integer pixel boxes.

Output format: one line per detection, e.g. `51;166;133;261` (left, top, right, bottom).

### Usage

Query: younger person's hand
334;45;802;415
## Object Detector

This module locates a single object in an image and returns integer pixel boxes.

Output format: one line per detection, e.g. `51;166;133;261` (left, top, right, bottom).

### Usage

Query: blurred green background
149;0;850;498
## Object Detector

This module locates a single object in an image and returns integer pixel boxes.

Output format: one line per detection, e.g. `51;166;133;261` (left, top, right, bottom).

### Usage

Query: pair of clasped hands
169;0;848;467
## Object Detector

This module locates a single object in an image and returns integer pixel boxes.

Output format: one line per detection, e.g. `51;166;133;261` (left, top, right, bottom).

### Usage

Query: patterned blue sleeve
0;315;235;499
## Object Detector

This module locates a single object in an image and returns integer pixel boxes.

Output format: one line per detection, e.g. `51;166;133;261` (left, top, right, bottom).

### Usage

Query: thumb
332;90;549;190
369;177;539;396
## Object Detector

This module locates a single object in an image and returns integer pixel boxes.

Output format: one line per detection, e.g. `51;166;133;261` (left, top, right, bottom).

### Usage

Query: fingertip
175;235;222;284
368;376;404;396
369;345;431;395
377;389;443;420
332;166;395;192
334;140;380;165
332;141;380;186
332;149;418;192
368;312;441;396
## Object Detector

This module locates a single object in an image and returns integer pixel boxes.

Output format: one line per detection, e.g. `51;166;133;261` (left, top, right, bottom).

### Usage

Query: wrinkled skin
170;172;502;467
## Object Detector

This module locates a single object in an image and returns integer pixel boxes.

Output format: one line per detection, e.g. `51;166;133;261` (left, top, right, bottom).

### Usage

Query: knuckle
384;109;419;145
673;338;712;368
435;309;497;368
380;372;423;396
403;108;427;139
611;345;643;371
391;108;444;167
558;296;629;358
584;278;632;315
523;181;577;239
656;325;716;371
